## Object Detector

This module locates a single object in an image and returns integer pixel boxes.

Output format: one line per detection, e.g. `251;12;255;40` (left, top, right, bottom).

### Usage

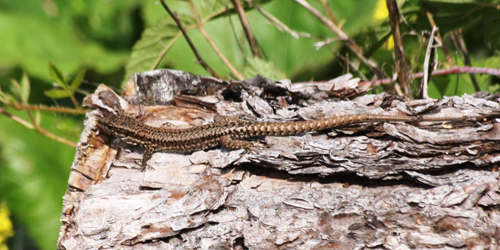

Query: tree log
58;70;500;249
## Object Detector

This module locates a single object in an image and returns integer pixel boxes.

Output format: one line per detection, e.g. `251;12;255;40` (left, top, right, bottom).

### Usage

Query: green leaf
483;8;500;50
123;0;277;87
0;88;7;104
19;73;31;104
34;110;41;127
242;57;287;80
0;87;17;106
9;78;22;103
48;62;69;91
0;2;129;82
44;89;72;99
419;0;486;33
70;69;87;94
123;16;187;87
9;75;29;105
428;74;451;98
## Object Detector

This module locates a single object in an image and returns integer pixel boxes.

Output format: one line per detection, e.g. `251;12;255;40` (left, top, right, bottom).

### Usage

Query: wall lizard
97;112;466;170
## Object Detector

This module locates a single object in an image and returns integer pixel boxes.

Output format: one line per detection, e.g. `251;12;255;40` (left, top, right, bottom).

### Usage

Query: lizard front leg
140;144;154;171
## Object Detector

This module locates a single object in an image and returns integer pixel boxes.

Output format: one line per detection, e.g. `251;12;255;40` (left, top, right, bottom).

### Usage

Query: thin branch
188;0;244;80
159;0;221;79
232;0;261;58
360;66;500;88
0;107;77;147
69;94;82;111
293;0;384;78
247;0;310;39
295;66;500;89
386;0;411;97
16;104;88;115
335;52;368;81
320;0;338;26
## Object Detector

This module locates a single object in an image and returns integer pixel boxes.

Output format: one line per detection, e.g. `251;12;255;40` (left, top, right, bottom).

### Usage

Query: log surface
58;70;500;249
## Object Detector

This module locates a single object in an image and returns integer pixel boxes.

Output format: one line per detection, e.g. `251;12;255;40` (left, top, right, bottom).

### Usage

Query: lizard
96;111;468;170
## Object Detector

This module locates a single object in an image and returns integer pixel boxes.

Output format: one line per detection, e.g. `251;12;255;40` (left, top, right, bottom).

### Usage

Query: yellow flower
373;0;394;50
373;0;389;21
0;203;14;249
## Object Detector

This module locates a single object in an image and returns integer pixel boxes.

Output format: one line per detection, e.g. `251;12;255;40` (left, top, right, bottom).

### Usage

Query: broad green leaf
462;56;500;92
123;0;230;86
0;7;128;82
136;0;382;83
70;69;86;95
242;57;286;80
48;62;69;91
123;16;188;87
428;74;451;98
418;0;485;33
123;0;276;87
44;89;72;99
428;56;500;98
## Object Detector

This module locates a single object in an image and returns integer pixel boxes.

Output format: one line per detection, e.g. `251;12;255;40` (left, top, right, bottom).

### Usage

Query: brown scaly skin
97;112;466;170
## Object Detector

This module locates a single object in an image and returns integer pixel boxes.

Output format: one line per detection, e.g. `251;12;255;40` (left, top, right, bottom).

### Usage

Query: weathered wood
58;70;500;249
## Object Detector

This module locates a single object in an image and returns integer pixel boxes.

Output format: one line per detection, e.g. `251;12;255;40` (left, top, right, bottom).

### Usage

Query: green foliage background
0;0;498;249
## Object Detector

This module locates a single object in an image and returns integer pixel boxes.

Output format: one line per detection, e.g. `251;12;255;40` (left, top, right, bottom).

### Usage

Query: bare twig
452;29;480;91
360;66;500;88
421;27;439;99
159;0;221;79
0;107;77;147
386;0;411;97
295;66;500;89
15;104;88;115
232;0;261;58
293;0;384;78
187;0;244;80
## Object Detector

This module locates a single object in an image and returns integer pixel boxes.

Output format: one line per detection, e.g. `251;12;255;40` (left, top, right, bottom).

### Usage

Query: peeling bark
59;70;500;249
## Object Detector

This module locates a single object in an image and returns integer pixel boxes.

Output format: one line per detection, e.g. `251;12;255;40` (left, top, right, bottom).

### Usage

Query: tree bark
58;70;500;249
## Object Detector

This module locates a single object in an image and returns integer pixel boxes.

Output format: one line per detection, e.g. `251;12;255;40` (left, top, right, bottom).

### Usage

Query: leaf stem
293;0;384;78
0;107;77;147
188;0;244;80
17;104;88;115
232;0;261;58
159;0;221;79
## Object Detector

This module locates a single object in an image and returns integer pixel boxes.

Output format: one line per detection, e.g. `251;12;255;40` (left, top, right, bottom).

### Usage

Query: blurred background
0;0;498;249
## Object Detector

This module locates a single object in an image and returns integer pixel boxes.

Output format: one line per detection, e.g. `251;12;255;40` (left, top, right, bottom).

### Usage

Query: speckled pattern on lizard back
97;112;462;170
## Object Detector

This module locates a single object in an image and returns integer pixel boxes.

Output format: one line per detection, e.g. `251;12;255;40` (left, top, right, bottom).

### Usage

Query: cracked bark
59;69;500;249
